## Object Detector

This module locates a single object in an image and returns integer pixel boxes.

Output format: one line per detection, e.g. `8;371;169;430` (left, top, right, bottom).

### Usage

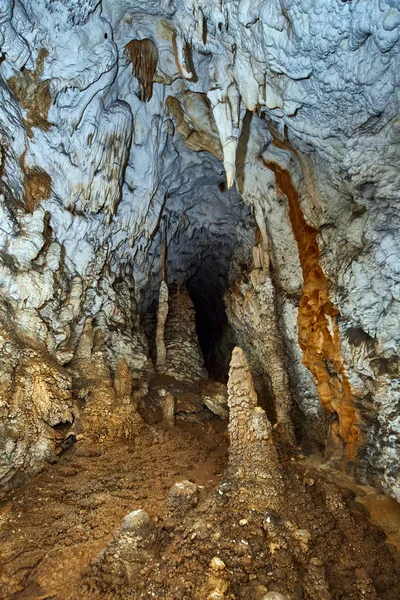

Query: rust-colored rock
20;151;52;212
264;160;360;465
125;38;158;101
8;48;51;137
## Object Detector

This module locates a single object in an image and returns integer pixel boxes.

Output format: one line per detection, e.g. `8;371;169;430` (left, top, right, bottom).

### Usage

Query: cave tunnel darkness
187;256;237;383
140;160;255;384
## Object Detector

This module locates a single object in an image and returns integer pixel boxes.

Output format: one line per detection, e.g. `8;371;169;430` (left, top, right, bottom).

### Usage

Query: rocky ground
0;414;227;599
1;380;399;600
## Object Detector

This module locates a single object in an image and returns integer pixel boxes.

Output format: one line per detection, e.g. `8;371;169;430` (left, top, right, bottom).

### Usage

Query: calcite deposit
0;0;400;597
226;346;285;510
162;284;208;382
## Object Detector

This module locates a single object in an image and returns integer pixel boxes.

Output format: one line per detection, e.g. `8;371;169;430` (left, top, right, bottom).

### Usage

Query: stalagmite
160;217;167;281
163;285;207;382
1;1;400;597
83;510;158;594
226;218;296;446
114;358;133;406
156;280;169;373
167;480;198;517
158;387;175;426
226;346;285;510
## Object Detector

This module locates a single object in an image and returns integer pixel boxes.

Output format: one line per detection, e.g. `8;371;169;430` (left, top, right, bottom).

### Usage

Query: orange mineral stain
264;159;360;463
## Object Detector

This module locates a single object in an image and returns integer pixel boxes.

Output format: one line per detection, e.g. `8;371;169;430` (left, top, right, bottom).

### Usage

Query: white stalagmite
156;280;169;373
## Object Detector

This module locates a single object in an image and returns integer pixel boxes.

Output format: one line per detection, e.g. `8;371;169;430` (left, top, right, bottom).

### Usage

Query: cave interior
0;1;400;599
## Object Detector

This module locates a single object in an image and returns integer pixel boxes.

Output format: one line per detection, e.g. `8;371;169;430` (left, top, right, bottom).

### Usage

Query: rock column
156;280;169;373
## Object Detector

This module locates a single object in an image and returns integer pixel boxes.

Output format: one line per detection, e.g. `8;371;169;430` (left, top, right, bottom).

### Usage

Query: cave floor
0;419;228;599
1;413;400;599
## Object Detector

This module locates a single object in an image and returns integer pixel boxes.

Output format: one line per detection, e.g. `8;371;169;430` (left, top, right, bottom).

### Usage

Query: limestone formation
167;480;198;517
83;509;158;596
125;38;158;102
225;222;296;446
226;346;285;510
202;382;229;420
166;93;223;160
0;322;76;491
155;280;169;373
163;285;208;383
0;0;398;572
73;319;143;443
114;357;134;406
158;387;175;426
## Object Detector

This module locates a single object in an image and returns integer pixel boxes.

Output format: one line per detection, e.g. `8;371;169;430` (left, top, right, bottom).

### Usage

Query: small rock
167;480;198;516
211;556;226;570
239;518;248;526
120;509;158;547
203;393;229;420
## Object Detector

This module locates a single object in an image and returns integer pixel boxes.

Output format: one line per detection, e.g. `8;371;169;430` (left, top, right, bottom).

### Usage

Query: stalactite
125;38;158;102
172;32;193;80
264;160;360;466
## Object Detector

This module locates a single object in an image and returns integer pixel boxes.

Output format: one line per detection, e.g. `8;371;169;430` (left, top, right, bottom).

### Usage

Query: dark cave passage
140;181;255;383
187;261;237;382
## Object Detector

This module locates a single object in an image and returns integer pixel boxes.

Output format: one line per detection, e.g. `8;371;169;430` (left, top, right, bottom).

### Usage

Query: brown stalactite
20;151;52;213
8;48;51;138
125;38;158;102
264;160;360;465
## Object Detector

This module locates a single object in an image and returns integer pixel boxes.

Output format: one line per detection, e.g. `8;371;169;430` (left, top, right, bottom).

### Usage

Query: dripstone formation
0;0;400;598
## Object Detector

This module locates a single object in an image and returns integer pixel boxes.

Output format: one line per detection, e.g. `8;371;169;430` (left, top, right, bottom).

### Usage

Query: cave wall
0;0;399;498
